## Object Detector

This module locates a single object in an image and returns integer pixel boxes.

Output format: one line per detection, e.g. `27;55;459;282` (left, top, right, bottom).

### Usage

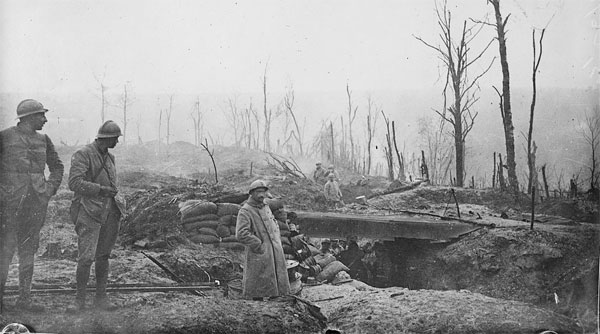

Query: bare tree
365;95;379;175
488;0;519;195
283;84;305;156
581;107;600;192
346;83;359;170
526;28;547;194
191;97;203;147
418;116;453;185
166;95;174;146
119;83;134;146
262;63;273;152
201;138;218;184
381;110;395;181
224;95;244;147
93;70;110;123
415;0;495;187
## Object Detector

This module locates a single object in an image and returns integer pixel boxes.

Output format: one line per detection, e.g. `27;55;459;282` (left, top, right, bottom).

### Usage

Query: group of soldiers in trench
0;99;372;315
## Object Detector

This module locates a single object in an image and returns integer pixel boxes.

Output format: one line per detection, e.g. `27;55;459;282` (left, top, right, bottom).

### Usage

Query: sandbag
216;224;231;238
189;234;219;244
182;220;219;232
218;214;237;226
221;235;238;243
314;253;336;268
216;203;241;216
179;200;218;220
198;227;219;237
316;261;349;282
182;214;220;224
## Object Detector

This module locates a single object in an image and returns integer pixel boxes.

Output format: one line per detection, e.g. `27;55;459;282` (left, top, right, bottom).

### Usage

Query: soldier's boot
93;259;117;311
15;269;44;313
66;264;90;313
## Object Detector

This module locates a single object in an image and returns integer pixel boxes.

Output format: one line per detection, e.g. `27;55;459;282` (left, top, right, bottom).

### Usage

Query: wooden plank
294;211;480;240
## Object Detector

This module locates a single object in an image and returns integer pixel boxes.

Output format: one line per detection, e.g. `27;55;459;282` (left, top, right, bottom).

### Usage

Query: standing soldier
67;120;124;312
236;180;290;299
312;162;326;184
324;173;344;208
0;99;64;312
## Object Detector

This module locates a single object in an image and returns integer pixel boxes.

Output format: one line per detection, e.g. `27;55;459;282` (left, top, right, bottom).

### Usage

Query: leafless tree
346;83;359;170
191;97;203;147
381;110;395;181
415;0;495;187
418;116;453;185
365;95;379;175
488;0;519;195
262;63;273;152
527;28;547;194
93;70;110;123
166;95;174;146
283;84;305;156
580;107;600;192
200;138;218;184
119;83;135;146
224;95;244;147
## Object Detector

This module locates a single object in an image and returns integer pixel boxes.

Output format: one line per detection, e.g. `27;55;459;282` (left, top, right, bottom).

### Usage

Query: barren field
1;144;598;334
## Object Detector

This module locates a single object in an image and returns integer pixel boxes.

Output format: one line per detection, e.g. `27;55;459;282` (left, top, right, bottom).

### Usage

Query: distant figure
68;120;125;312
236;180;290;299
569;178;578;198
313;162;327;184
325;164;340;182
324;174;344;208
0;99;64;313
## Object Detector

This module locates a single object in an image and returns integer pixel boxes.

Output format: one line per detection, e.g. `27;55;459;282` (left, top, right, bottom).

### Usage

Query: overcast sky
1;0;597;96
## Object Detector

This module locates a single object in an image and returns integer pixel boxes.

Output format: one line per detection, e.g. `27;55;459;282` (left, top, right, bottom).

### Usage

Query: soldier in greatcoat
236;180;290;299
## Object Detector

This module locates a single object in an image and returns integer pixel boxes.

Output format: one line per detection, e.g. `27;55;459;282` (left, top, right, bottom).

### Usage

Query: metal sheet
294;211;480;240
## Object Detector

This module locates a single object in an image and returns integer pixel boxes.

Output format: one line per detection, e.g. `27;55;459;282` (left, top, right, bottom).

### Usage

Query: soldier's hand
99;186;118;198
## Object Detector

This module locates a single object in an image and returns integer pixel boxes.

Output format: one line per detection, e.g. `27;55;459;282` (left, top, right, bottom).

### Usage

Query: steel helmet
96;120;122;138
16;99;48;119
248;180;269;194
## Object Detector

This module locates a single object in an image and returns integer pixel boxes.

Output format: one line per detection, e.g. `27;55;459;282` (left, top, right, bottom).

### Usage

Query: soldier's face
106;137;119;148
250;188;268;203
23;113;47;130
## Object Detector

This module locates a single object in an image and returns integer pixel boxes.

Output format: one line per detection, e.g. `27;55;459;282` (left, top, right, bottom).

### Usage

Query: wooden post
530;186;535;230
250;162;253;176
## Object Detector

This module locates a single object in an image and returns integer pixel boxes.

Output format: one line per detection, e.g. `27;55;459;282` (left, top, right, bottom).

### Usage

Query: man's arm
45;135;64;195
236;209;262;253
68;150;101;196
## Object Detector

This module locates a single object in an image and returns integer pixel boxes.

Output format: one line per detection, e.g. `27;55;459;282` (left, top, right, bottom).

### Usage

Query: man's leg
15;192;47;312
68;211;101;313
93;205;120;310
0;226;17;314
93;204;120;310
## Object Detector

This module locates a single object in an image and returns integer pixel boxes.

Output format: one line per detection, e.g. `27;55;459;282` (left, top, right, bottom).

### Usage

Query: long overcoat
236;197;290;299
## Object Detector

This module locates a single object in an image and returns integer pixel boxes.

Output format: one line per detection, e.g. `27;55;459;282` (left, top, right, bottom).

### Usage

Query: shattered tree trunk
490;0;519;195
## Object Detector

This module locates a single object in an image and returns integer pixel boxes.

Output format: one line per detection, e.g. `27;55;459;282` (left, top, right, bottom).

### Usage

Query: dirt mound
3;294;327;334
301;283;581;333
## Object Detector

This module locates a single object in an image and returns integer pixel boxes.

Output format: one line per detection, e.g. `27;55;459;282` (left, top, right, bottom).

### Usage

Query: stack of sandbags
179;200;243;249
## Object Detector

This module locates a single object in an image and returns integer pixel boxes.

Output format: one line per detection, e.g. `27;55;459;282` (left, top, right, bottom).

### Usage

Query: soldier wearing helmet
0;99;64;312
235;180;290;299
67;120;125;312
312;162;327;185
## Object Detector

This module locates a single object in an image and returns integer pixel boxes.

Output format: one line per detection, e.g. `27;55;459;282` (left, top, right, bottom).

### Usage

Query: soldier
312;162;326;184
324;173;344;208
67;120;125;312
0;99;64;312
236;180;290;299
